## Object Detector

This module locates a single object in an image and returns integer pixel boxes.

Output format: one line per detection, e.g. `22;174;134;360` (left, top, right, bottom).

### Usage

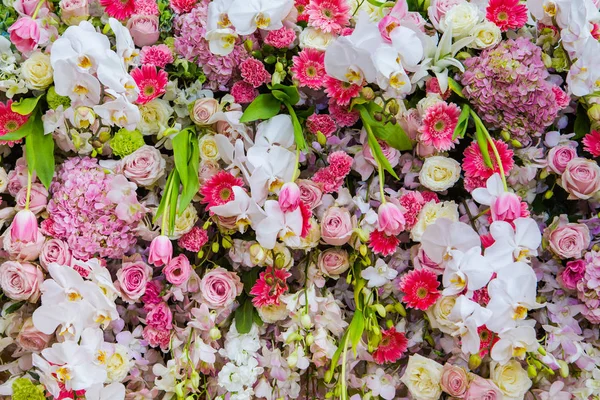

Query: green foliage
574;103;591;140
235;296;260;334
46;86;71;110
239;94;281;123
110;128;145;158
453;104;471;140
172;128;200;212
25;109;54;189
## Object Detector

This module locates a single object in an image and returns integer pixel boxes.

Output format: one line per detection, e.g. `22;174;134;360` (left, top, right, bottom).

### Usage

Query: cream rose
419;156;461;192
198;134;220;161
401;354;444;400
170;203;199;239
190;98;219;126
121;145;166;187
411;201;459;242
21;51;53;90
106;344;133;382
299;27;335;50
439;2;483;38
469;21;502;49
425;295;459;335
256;303;288;323
490;360;532;400
137;99;173;136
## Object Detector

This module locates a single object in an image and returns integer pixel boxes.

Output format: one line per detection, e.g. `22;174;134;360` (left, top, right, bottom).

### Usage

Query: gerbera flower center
434;120;446;132
144;85;156;96
219;188;231;201
480;330;489;341
497;11;508;21
306;66;317;77
416;287;428;299
323;8;333;18
4;120;18;131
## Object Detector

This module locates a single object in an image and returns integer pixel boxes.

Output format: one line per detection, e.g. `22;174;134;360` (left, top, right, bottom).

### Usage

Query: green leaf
358;103;412;151
448;77;465;99
574;103;591;140
473;118;493;169
271;89;290;103
453;104;471;140
178;133;200;212
11;94;43;115
154;169;175;224
348;310;365;356
253;308;264;327
168;171;181;234
0;111;37;142
296;106;315;119
172;128;190;187
5;301;25;314
235;297;255;334
240;94;281;123
242;268;260;295
285;102;307;151
327;329;348;379
25;111;54;189
366;125;399;179
270;84;300;105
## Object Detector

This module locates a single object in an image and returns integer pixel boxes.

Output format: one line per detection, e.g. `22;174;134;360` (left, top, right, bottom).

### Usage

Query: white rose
0;167;8;193
256;303;288;323
162;203;198;239
417;94;444;116
199;134;220;161
490;360;532;400
400;354;444;400
439;2;482;38
137;98;173;136
299;28;336;51
21;51;53;90
419;156;461;192
411;201;459;242
425;295;459;335
469;21;502;49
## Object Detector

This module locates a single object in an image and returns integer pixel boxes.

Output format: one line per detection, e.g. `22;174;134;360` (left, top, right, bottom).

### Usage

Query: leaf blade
239;94;281;123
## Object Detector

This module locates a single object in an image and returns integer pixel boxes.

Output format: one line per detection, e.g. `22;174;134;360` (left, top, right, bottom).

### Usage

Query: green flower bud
468;354;482;370
527;364;538;379
110;128;145;158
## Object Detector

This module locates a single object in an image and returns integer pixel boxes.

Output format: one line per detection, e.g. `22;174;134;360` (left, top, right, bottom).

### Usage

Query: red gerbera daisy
477;325;499;357
324;76;362;106
486;0;528;32
100;0;136;20
299;201;312;238
583;130;600;157
399;269;441;311
250;266;292;307
462;139;514;180
131;65;168;105
0;100;28;147
296;0;310;22
200;171;244;210
369;229;400;256
372;327;408;364
291;48;326;90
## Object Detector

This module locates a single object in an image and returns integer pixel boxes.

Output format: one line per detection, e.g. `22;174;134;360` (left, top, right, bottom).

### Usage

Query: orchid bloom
484;218;542;270
442;247;493;296
207;0;235;31
472;173;506;206
228;0;294;35
361;259;399;288
85;383;126;400
93;92;141;131
108;18;138;66
210;186;266;233
255;200;302;249
491;326;539;365
420;218;481;264
53;60;101;106
449;295;492;355
206;29;239;56
486;262;544;333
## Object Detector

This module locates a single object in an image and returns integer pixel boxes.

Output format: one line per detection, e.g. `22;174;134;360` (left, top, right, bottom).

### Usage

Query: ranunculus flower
547;145;577;174
190;98;219;126
0;261;43;302
464;376;502;400
559;158;600;200
117;259;153;303
561;259;586;290
21;51;54;90
16;317;52;352
321;206;354;246
8;17;41;54
126;15;160;47
440;364;468;398
163;254;191;286
546;216;591;259
39;238;72;270
318;248;350;278
121;145;166;187
146;302;173;330
199;267;243;309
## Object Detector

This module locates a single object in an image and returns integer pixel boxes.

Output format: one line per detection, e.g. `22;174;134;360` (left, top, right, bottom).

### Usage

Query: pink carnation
369;229;400;256
264;26;296;48
305;0;350;34
583;130;600;157
170;0;196;13
419;102;461;151
140;44;174;68
250;267;291;307
240;58;271;88
425;77;450;100
329;100;359;127
178;226;209;252
313;151;353;193
291;48;326;90
135;0;159;15
306;113;337;137
231;81;258;104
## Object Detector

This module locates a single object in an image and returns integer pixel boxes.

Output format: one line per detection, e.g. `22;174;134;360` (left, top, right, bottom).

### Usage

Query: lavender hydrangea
461;38;561;145
46;157;143;260
577;251;600;323
174;0;248;90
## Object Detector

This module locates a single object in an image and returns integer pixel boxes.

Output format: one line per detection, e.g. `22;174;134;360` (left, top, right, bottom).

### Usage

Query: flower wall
0;0;599;399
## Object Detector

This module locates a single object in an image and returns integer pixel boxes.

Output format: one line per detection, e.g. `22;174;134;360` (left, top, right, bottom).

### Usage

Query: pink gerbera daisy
131;65;168;105
305;0;350;34
100;0;136;20
462;139;515;180
369;229;400;256
583;130;600;157
486;0;528;32
200;171;244;210
324;76;361;106
399;269;441;311
0;101;28;146
250;266;292;307
419;102;461;151
291;48;326;90
372;327;408;364
140;44;174;68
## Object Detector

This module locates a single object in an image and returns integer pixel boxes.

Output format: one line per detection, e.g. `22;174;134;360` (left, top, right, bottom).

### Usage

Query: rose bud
148;235;173;267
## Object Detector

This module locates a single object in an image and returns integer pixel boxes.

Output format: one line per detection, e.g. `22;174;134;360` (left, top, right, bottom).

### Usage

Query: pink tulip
148;235;173;267
490;192;522;222
377;202;406;236
278;182;301;212
8;17;40;54
10;209;38;243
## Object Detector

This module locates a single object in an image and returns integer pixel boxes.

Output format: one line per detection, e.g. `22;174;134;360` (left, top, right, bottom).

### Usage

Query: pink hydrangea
240;57;271;88
140;44;174;68
306;113;337;137
264;26;296;48
46;157;144;260
577;251;600;323
419;102;461;151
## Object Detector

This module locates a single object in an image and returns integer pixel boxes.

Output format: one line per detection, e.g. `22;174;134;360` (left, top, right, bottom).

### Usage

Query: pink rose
146;302;173;330
547;145;577;174
297;179;323;210
3;230;45;261
59;0;89;25
199;267;243;309
428;0;461;29
8;17;41;54
14;0;48;15
163;254;191;286
39;238;72;270
490;192;523;222
560;158;600;200
546;216;591;259
16;318;52;352
190;98;219;126
561;259;586;290
117;260;153;303
464;376;502;400
318;248;350;277
121;145;166;187
416;143;437;158
321;206;354;246
0;261;43;302
364;140;400;168
199;160;220;183
440;364;468;398
16;183;48;214
126;15;159;47
7;158;29;196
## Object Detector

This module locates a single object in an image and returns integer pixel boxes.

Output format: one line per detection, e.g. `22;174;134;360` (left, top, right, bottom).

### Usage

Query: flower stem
24;170;32;210
31;0;45;19
292;147;300;182
160;172;176;236
339;332;350;400
482;127;508;191
378;162;386;203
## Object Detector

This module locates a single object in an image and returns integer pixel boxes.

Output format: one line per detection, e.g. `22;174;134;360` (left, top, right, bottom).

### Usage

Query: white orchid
53;60;101;106
491;326;539;365
443;247;493;296
449;295;492;355
50;21;111;75
206;28;239;56
420;218;481;264
472;173;505;206
93;92;141;131
228;0;294;35
85;383;126;400
108;18;138;67
361;259;399;288
210;186;266;233
484;218;542;270
255;200;303;249
207;0;235;31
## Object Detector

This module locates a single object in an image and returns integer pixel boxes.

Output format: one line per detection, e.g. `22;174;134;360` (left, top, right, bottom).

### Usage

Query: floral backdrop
0;0;599;399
